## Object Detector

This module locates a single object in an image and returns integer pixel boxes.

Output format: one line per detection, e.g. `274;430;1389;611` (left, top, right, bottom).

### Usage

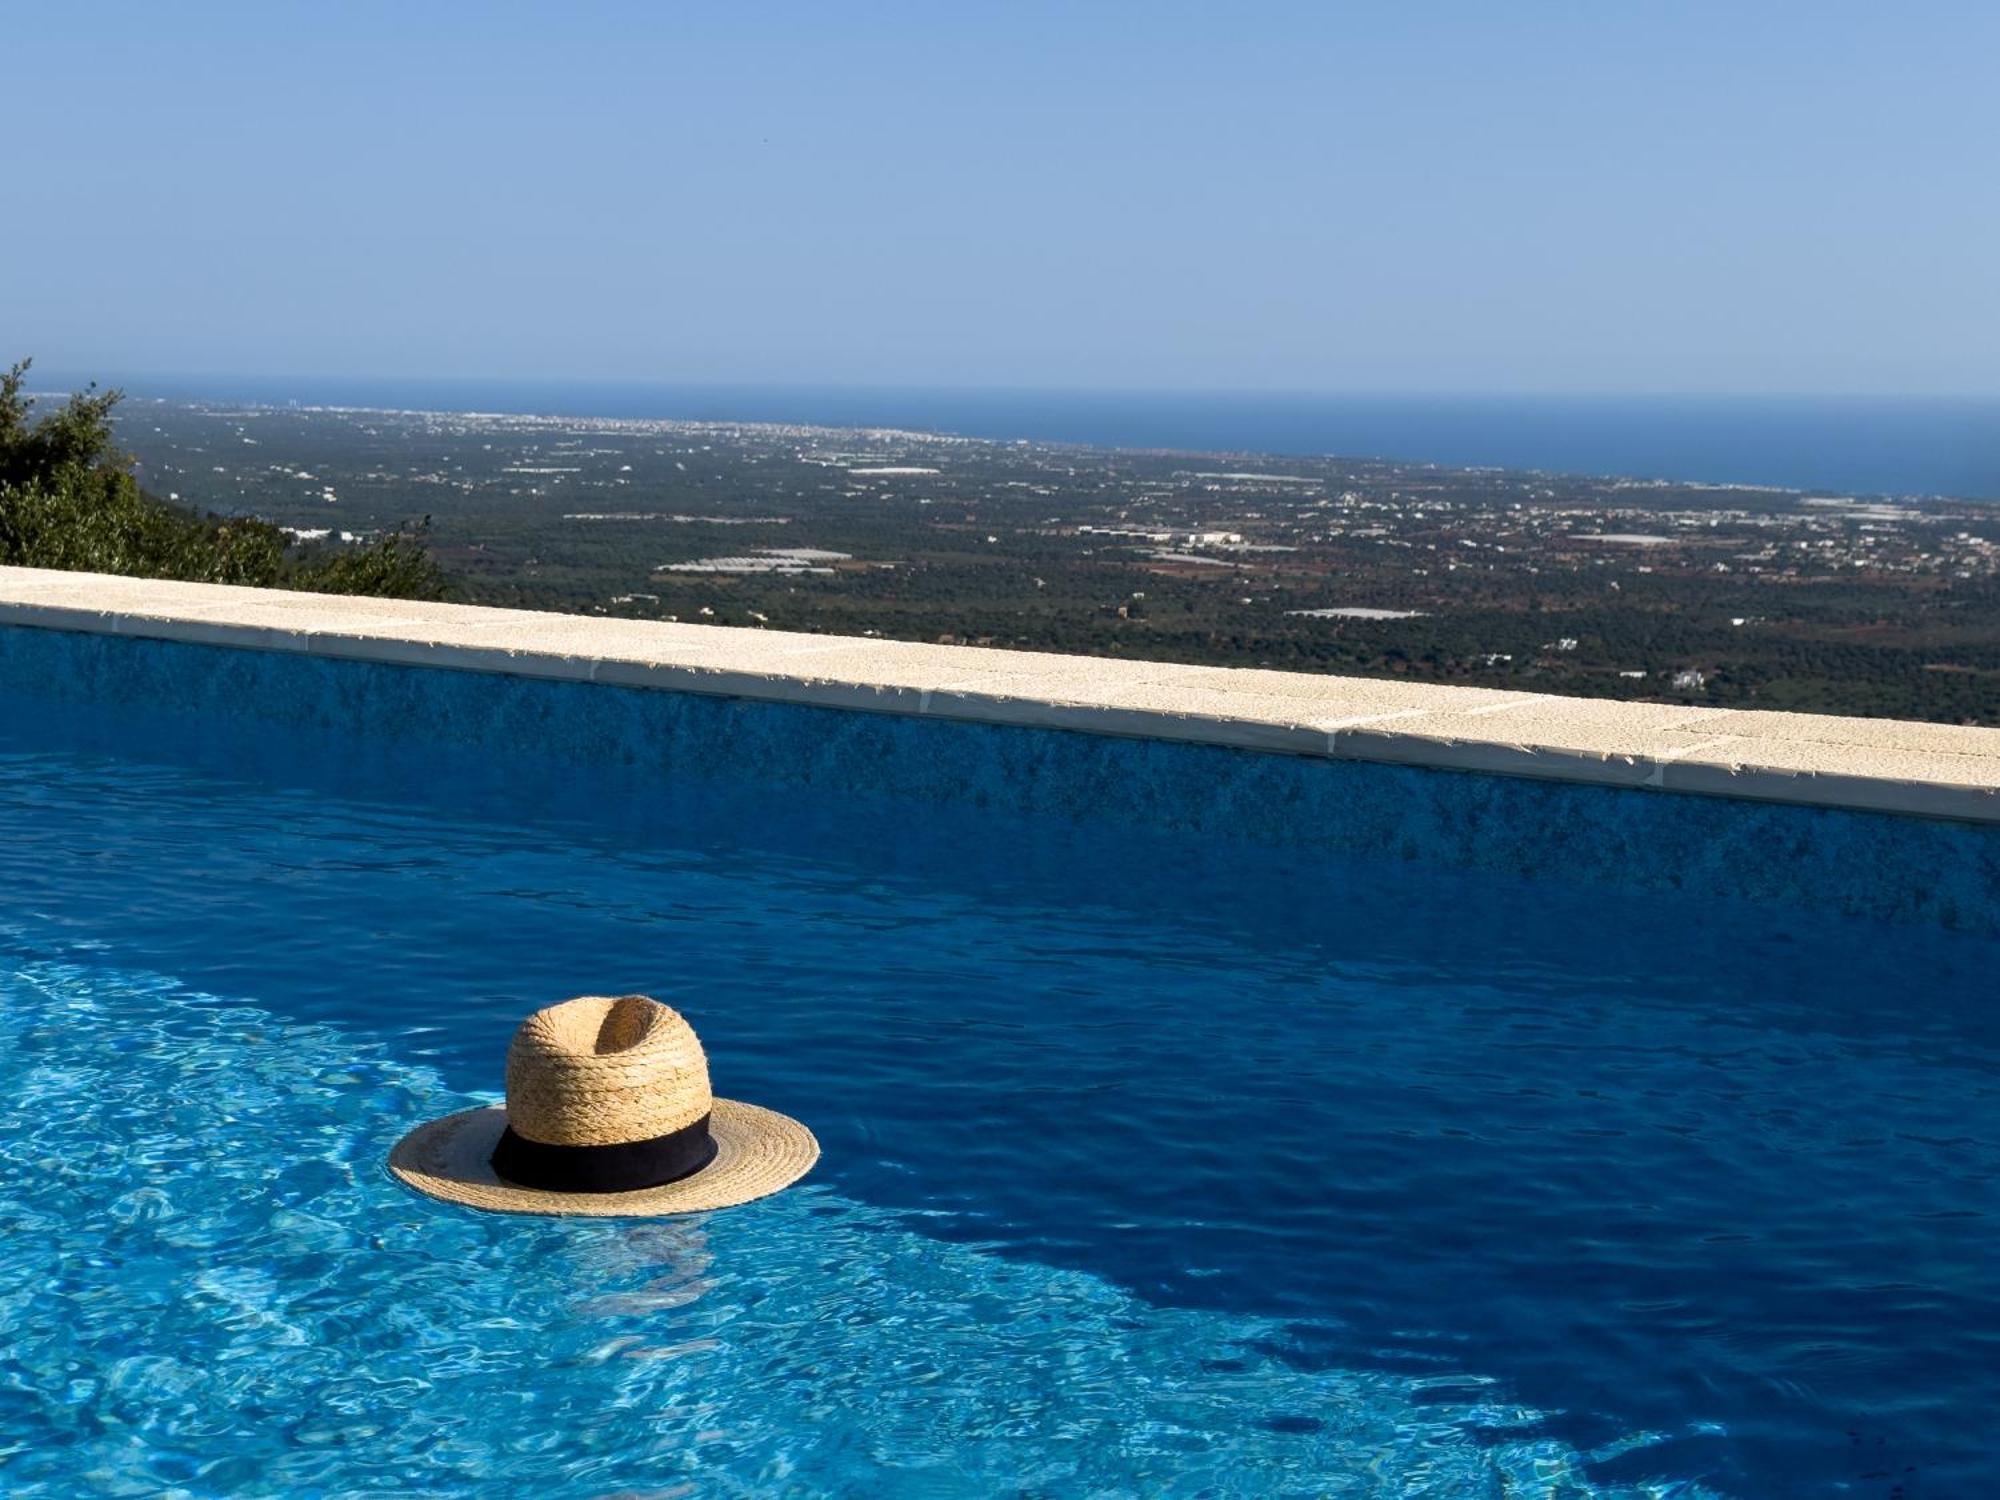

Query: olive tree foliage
0;360;446;597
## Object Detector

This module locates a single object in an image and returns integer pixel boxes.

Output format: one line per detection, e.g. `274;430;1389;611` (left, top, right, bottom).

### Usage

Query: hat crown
503;995;711;1148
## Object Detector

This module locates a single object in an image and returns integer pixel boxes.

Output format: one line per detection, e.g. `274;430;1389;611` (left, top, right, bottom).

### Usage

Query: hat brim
389;1098;818;1217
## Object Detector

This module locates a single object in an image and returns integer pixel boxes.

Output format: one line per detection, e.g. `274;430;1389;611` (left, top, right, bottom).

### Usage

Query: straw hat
390;994;817;1216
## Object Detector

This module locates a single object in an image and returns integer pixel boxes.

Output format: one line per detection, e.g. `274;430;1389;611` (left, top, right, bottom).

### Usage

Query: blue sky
6;2;1996;395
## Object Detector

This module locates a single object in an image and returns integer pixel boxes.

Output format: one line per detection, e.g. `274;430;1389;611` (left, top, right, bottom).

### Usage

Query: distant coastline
61;373;2000;502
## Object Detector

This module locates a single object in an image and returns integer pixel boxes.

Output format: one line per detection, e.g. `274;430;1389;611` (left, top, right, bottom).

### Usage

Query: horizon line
11;363;2000;406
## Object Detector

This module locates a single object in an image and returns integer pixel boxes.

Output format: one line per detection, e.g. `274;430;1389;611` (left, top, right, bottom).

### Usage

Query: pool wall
4;568;1997;936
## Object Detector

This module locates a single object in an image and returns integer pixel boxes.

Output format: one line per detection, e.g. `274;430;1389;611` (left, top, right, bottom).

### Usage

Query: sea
90;374;2000;501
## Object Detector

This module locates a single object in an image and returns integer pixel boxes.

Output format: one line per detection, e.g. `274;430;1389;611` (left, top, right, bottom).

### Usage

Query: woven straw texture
504;994;710;1146
388;993;817;1217
389;1097;818;1217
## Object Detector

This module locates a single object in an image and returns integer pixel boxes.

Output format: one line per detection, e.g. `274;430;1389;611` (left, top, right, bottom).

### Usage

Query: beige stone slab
305;614;757;670
932;683;1352;752
1695;708;2000;760
602;643;1164;703
1140;665;1533;714
1326;700;1727;789
1365;698;1728;754
745;641;1122;685
3;566;2000;824
1658;735;2000;820
0;594;314;655
1658;733;2000;788
0;568;267;610
1078;681;1446;730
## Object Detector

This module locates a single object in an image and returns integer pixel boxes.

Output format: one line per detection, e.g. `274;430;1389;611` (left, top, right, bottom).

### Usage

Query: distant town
114;397;2000;723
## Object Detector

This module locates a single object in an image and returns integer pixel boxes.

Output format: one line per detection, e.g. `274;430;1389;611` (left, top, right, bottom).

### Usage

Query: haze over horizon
8;1;1999;399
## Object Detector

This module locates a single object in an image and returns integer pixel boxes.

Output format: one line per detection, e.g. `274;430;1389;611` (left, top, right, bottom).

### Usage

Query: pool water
2;691;1997;1496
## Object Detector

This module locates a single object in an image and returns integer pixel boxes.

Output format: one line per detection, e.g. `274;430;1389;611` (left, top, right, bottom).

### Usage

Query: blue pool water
2;659;1998;1494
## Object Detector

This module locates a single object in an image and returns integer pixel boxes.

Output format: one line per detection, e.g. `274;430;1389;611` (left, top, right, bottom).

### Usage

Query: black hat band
489;1111;717;1194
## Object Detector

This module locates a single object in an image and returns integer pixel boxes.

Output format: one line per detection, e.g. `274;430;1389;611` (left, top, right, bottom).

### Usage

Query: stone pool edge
3;564;1998;825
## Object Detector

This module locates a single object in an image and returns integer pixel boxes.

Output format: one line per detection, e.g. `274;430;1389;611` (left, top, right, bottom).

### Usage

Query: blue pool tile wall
3;622;1997;936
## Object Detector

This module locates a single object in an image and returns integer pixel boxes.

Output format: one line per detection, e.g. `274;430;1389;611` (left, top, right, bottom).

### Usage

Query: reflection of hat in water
390;994;817;1217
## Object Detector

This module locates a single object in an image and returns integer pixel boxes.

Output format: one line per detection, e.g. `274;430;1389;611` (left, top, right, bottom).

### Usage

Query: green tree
0;359;446;598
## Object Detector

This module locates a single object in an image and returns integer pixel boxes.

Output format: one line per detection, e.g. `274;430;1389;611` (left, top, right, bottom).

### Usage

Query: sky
5;1;1998;396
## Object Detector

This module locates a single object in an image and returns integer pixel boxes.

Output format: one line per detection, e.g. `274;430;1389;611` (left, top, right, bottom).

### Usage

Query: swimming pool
2;632;1997;1496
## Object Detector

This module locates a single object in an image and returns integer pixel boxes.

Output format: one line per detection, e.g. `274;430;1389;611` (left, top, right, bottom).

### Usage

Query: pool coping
4;564;1998;825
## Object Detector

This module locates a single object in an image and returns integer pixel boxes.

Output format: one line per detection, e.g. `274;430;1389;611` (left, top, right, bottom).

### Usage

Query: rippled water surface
2;699;1997;1497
